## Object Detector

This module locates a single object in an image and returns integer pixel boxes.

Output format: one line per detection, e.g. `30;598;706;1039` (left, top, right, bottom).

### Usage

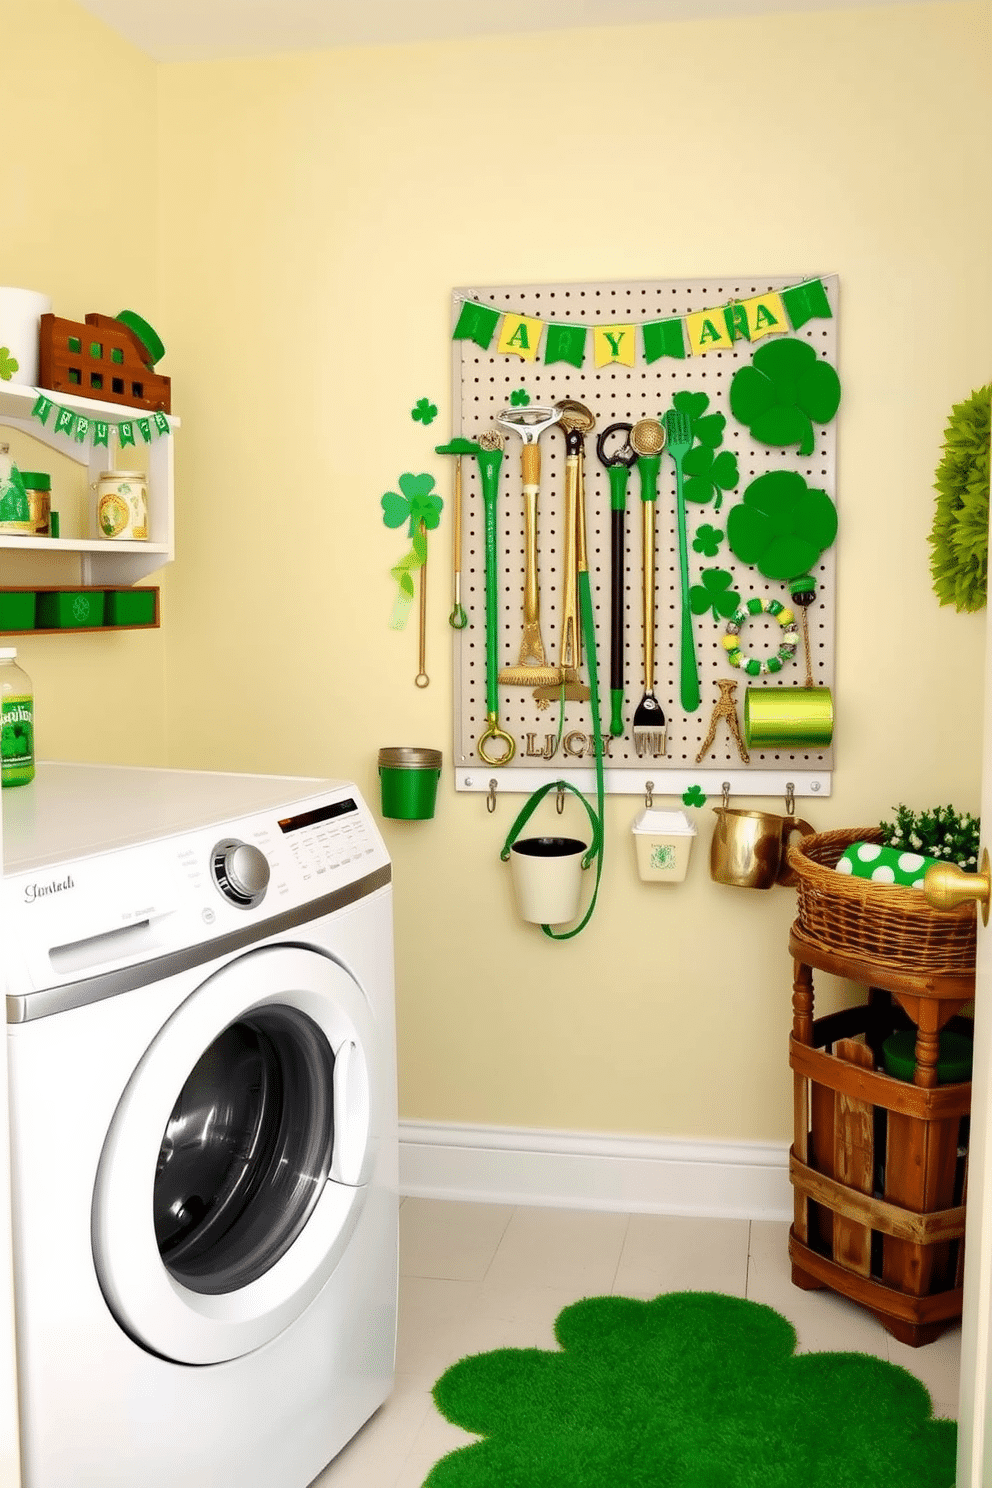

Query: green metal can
377;747;442;820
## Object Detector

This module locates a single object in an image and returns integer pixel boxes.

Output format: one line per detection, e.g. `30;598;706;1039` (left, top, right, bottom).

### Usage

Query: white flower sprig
881;803;981;871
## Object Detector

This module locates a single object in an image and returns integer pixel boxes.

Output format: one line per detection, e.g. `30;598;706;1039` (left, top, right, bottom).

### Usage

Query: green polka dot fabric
836;840;942;889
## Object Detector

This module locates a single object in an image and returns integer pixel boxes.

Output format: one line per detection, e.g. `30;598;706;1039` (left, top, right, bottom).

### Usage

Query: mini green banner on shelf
30;395;171;449
453;276;832;366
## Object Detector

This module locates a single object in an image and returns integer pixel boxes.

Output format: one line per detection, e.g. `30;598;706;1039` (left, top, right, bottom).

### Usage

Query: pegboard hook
785;781;796;817
645;780;654;809
556;782;566;815
487;779;498;814
722;781;731;810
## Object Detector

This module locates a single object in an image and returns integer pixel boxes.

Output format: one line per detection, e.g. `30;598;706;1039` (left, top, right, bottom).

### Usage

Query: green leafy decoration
692;523;724;557
381;472;443;536
929;385;990;612
671;390;739;507
0;347;19;381
412;397;438;426
727;470;837;582
730;337;841;457
427;1292;955;1488
689;567;740;621
682;784;707;807
510;388;531;407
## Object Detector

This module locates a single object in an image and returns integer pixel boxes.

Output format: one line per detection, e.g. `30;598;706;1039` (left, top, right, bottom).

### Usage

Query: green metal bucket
377;747;442;820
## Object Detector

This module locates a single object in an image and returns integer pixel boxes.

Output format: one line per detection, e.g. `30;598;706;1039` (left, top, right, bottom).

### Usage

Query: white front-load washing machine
1;761;398;1488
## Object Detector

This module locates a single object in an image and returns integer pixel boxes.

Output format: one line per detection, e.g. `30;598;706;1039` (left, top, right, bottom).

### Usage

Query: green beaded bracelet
722;597;799;676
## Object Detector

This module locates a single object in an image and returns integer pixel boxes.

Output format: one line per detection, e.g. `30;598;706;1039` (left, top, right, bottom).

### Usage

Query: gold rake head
630;417;666;456
478;428;504;451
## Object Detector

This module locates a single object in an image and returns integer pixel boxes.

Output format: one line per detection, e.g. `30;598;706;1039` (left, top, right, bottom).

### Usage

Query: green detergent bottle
0;647;34;787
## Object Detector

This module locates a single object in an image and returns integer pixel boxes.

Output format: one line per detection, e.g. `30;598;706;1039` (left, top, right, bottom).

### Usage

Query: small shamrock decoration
727;470;837;581
381;472;443;536
0;347;19;382
411;396;438;426
692;523;724;557
671;390;739;508
689;566;740;621
730;337;841;457
683;784;707;807
509;388;531;407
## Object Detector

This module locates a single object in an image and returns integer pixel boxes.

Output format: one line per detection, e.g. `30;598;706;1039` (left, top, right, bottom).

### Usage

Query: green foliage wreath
929;386;991;612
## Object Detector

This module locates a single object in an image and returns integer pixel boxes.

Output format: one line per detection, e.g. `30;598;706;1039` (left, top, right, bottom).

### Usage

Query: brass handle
924;848;991;926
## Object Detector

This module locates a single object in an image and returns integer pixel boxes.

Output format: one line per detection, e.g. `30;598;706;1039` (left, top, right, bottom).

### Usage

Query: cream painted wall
0;1;168;767
156;2;992;1144
4;2;989;1149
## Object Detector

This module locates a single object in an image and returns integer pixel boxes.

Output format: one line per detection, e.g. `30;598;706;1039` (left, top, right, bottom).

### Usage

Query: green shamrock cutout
510;388;531;407
689;567;740;621
682;784;707;807
730;338;841;457
727;470;837;581
0;347;18;381
381;472;443;536
671;391;739;507
428;1292;955;1488
412;397;438;426
692;523;724;557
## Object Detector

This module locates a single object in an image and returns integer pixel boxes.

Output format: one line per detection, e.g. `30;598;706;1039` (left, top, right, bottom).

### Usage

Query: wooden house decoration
39;312;171;414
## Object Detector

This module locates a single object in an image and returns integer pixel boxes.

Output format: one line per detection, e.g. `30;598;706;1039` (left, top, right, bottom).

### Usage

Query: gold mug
710;807;814;891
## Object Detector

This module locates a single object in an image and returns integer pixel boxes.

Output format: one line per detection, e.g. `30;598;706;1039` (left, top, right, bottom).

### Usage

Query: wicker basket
787;826;977;975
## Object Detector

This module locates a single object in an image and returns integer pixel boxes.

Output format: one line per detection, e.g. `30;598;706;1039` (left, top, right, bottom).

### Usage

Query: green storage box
0;592;35;631
36;590;106;629
882;1028;973;1084
105;589;157;626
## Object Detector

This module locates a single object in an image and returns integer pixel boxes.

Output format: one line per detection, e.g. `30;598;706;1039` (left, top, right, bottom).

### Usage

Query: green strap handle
500;779;603;870
499;567;606;940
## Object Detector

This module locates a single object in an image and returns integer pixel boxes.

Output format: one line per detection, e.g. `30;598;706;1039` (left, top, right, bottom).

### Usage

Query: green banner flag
74;417;90;443
137;417;152;443
642;318;686;363
452;300;500;349
31;394;54;425
153;411;170;435
781;278;832;328
93;422;110;448
118;421;135;447
54;406;76;438
544;322;587;368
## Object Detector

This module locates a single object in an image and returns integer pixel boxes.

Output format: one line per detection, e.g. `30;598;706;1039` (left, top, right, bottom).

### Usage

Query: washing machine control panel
4;784;390;999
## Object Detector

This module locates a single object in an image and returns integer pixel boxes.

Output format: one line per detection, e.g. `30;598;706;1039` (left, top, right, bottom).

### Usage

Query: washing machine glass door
93;944;378;1365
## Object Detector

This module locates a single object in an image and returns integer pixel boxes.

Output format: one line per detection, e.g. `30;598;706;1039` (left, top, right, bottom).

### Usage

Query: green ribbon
388;527;427;631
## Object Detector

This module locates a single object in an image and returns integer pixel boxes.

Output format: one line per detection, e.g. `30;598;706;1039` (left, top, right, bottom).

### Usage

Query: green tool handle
673;458;700;712
607;463;630;512
478;448;503;717
636;453;661;502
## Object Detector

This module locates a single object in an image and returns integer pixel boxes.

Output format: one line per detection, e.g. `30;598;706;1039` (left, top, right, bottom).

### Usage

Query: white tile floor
313;1197;962;1488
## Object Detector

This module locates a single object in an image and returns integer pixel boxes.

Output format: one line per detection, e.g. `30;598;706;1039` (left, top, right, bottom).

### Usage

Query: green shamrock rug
426;1291;955;1487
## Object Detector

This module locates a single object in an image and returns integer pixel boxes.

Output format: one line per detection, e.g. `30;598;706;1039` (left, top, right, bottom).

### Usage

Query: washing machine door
92;944;378;1365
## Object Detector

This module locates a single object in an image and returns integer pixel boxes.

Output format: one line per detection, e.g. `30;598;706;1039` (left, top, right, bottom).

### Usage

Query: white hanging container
631;808;696;884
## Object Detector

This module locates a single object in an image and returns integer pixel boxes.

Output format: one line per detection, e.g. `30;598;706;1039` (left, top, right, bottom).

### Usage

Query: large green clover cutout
0;347;19;382
730;338;841;457
428;1292;955;1488
727;469;837;581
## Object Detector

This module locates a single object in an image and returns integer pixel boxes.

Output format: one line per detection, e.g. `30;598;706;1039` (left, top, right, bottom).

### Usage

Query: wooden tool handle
560;454;580;671
521;442;541;488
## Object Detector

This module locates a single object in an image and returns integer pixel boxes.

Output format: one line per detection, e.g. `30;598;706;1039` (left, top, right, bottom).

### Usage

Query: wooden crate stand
789;926;973;1347
39;313;171;414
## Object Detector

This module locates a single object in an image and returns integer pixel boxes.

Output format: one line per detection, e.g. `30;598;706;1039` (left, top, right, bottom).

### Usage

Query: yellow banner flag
497;313;543;360
686;310;732;355
742;291;786;341
593;324;636;367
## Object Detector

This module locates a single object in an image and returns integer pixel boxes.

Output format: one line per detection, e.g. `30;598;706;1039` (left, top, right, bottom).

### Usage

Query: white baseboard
399;1121;792;1221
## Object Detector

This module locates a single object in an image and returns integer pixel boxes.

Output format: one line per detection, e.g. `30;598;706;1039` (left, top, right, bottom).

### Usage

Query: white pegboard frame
450;274;838;800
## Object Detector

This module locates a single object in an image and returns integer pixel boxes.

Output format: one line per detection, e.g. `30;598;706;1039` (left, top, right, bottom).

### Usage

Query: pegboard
449;274;838;801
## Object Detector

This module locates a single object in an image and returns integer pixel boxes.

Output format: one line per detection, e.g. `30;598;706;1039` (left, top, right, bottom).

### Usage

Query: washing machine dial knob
211;839;270;908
